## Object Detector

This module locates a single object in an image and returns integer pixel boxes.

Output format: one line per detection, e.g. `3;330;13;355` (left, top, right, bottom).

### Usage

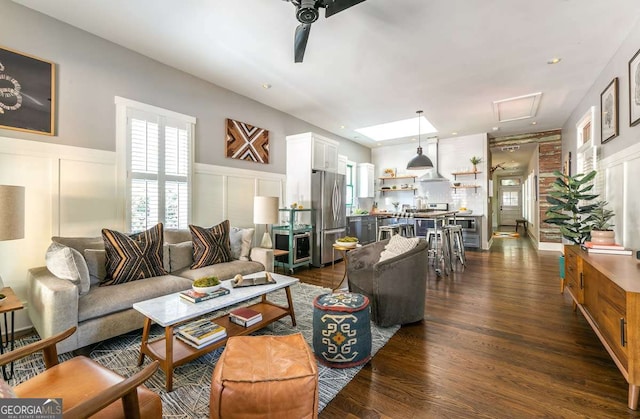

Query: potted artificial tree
470;156;482;172
544;169;599;292
588;200;616;245
544;170;599;245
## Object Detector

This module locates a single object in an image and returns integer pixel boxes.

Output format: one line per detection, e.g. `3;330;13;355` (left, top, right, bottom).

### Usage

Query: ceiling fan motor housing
296;0;320;23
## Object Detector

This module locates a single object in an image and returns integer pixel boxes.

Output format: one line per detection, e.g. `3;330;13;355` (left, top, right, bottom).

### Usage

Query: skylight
355;115;437;141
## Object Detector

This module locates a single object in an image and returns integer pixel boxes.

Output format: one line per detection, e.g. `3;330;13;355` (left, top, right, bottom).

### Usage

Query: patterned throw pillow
379;234;420;262
101;223;167;286
190;221;232;269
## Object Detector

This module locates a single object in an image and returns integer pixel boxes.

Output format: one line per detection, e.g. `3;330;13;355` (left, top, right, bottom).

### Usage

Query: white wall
0;0;371;172
0;135;285;332
562;17;640;249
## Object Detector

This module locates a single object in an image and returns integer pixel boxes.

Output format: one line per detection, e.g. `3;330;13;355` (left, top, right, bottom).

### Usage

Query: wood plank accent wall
490;129;562;243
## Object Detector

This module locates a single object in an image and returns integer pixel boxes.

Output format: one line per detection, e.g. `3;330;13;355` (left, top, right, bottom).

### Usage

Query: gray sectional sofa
27;228;273;354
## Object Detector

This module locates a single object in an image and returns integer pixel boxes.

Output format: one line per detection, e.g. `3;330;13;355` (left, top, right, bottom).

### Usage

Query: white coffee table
133;271;299;391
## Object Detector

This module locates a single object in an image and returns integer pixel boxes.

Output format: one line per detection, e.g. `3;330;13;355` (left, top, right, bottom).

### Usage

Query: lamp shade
0;185;25;241
253;196;279;225
406;147;434;170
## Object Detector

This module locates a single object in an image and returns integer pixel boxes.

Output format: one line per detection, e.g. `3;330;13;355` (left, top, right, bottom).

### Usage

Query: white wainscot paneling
0;153;54;331
624;157;640;249
192;172;224;227
228;176;256;228
59;159;119;236
604;162;624;246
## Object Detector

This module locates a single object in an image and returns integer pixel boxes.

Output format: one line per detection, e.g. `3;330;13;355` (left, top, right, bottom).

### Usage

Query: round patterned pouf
312;292;371;368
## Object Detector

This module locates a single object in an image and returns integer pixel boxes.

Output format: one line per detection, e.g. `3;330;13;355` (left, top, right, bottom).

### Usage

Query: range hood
418;140;448;182
419;168;448;182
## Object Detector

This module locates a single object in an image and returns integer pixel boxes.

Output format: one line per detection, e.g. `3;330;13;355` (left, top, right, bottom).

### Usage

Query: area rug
8;282;399;418
493;231;520;238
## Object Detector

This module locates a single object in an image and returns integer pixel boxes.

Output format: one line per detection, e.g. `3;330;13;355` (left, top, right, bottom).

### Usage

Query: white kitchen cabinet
357;163;375;198
337;154;348;175
285;132;340;210
311;136;338;172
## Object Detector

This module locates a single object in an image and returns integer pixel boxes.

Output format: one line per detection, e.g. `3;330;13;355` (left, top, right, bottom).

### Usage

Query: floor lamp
0;185;25;289
253;196;279;249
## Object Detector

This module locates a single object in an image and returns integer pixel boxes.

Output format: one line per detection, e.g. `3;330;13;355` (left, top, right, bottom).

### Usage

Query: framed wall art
225;118;269;163
0;46;56;135
629;48;640;126
600;77;618;143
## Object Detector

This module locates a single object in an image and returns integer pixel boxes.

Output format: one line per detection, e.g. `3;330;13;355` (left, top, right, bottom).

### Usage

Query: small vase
590;230;615;245
473;164;478;173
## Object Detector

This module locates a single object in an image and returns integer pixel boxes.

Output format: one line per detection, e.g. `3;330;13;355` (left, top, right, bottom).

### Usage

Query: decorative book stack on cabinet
564;245;640;409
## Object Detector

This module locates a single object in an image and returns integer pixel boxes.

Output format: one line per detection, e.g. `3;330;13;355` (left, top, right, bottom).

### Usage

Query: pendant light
406;110;434;170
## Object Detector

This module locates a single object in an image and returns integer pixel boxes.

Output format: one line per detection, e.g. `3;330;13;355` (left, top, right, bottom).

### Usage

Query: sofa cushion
45;242;91;295
84;249;107;287
379;234;420;262
52;236;104;254
167;241;193;272
189;221;232;269
229;227;254;261
78;274;192;323
101;223;167;286
174;260;264;281
164;229;192;245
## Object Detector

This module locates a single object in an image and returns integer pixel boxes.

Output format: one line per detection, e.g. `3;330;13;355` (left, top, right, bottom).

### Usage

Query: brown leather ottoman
210;333;319;419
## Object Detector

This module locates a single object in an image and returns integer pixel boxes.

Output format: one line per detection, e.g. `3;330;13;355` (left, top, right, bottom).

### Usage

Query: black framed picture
629;48;640;127
600;77;618;143
0;46;56;135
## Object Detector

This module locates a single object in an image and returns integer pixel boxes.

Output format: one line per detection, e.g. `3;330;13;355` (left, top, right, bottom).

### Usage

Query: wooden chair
0;327;162;419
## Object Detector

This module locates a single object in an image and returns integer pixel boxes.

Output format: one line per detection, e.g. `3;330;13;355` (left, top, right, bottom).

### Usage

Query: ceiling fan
284;0;367;63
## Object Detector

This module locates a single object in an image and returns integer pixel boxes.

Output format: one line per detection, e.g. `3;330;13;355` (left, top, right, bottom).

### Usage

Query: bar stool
378;224;400;241
443;224;465;266
425;229;443;265
398;218;415;237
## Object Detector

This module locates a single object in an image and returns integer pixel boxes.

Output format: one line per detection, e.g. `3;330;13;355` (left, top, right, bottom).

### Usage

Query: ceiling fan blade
294;23;311;63
323;0;366;18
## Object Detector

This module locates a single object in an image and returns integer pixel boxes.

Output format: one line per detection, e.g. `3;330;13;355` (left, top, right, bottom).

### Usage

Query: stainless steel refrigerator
311;169;346;267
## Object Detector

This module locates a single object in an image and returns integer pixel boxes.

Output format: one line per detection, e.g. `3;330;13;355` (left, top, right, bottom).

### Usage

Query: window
116;97;195;233
502;191;519;206
346;162;355;213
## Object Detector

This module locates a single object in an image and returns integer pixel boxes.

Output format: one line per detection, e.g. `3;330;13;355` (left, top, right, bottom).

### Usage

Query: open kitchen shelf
451;171;481;180
452;185;480;193
379;188;417;195
378;175;417;183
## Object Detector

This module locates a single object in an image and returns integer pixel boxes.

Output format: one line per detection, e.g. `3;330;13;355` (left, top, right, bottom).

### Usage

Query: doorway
498;176;522;228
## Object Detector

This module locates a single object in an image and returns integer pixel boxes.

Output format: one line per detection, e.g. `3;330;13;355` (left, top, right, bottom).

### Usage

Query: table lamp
0;185;25;289
253;196;279;248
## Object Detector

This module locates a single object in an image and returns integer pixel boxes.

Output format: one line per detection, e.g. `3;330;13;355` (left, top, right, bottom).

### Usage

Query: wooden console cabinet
564;245;640;409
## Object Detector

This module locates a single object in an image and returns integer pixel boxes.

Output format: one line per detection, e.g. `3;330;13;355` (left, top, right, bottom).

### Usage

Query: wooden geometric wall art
225;118;269;163
0;46;56;135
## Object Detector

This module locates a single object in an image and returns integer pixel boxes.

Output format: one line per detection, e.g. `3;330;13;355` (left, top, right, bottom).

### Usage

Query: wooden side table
332;243;362;290
0;287;24;380
273;249;289;274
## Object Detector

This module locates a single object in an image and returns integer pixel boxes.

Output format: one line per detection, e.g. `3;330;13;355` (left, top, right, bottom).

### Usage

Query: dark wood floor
294;236;640;418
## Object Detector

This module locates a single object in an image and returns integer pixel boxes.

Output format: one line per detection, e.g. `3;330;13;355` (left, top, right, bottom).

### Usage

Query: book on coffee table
177;319;227;346
180;287;230;303
229;307;262;327
176;332;226;349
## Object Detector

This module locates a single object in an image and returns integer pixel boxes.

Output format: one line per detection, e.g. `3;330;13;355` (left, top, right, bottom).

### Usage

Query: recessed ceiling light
492;126;499;131
262;83;272;89
531;121;537;125
451;132;458;135
355;115;437;141
547;58;562;65
340;125;345;129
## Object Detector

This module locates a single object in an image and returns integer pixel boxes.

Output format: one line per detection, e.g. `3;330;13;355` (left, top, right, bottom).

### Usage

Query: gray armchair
346;239;429;327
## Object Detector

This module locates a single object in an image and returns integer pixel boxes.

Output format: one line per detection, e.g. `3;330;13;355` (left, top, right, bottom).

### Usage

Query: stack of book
179;287;230;303
581;241;632;256
176;319;226;349
229;307;262;327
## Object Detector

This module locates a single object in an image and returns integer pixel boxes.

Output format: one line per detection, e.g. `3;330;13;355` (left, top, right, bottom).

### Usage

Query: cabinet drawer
564;247;583;303
583;262;628;366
